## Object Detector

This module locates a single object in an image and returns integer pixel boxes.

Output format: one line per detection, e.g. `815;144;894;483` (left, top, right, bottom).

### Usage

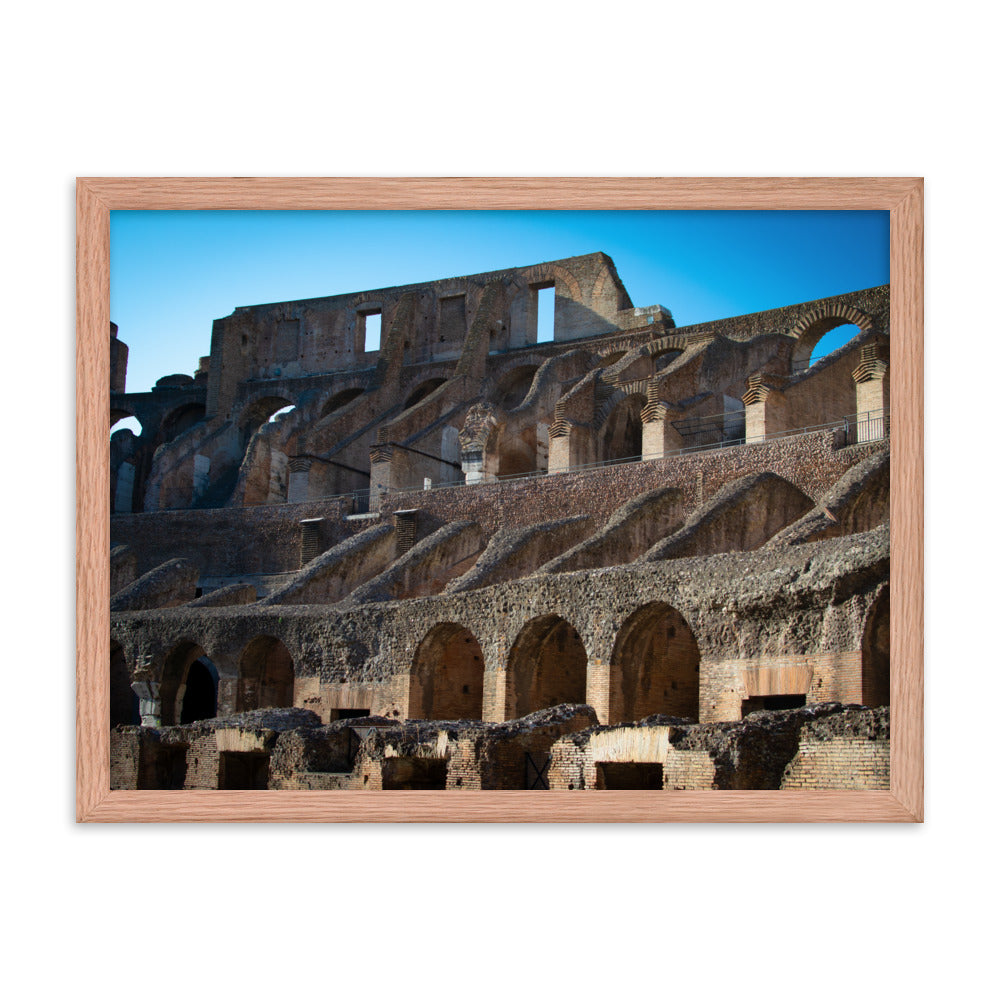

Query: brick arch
110;639;140;727
237;634;295;712
318;382;366;420
408;622;485;721
548;264;583;304
159;638;219;726
643;335;689;358
236;392;296;436
609;602;701;723
489;364;540;411
403;377;449;410
862;586;890;707
506;613;589;719
159;402;206;444
789;305;873;370
598;389;648;463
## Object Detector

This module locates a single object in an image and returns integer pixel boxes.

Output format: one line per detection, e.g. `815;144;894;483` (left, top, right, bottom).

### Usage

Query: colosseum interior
109;251;890;792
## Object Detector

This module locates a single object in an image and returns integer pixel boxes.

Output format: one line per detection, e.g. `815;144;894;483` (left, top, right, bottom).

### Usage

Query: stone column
131;679;161;728
462;449;485;485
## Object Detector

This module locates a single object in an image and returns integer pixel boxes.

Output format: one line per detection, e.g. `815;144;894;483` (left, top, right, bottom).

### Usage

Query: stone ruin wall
109;252;891;792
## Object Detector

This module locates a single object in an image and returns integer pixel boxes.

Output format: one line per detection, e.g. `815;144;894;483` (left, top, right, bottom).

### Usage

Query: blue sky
111;210;888;397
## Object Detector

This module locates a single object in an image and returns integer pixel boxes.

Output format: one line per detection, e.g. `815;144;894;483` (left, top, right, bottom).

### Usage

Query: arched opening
268;404;296;423
110;640;140;726
179;657;219;723
809;323;862;366
320;386;364;419
111;414;142;438
609;603;700;723
491;366;539;410
409;623;485;721
160;640;216;726
602;394;646;463
507;614;588;719
238;395;295;450
238;635;294;711
652;349;682;372
791;316;867;372
862;588;890;707
404;378;447;410
161;403;206;443
599;351;627;367
496;429;537;478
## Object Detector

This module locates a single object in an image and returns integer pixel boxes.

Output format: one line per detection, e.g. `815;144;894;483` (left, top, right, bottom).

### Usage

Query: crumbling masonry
110;252;890;791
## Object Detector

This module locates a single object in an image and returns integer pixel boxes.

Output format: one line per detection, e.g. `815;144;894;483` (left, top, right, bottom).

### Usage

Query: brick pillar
852;347;889;442
482;669;507;722
586;660;611;724
742;374;789;443
369;442;395;510
547;424;588;474
287;457;312;502
640;392;683;461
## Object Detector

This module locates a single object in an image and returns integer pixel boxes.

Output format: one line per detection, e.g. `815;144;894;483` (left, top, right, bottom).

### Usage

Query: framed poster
79;177;922;822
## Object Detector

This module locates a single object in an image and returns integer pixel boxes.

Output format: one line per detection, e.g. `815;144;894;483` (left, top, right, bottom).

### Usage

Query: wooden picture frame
79;177;923;822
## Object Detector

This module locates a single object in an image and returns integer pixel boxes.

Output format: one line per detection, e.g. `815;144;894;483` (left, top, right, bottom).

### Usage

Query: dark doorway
381;757;448;790
180;658;218;723
218;751;271;790
140;745;188;790
596;762;663;790
741;695;807;717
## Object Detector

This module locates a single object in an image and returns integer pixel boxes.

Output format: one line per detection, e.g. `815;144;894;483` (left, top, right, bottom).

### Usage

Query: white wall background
2;3;992;997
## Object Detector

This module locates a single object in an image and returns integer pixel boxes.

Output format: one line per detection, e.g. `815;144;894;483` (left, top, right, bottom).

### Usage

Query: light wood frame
78;178;923;822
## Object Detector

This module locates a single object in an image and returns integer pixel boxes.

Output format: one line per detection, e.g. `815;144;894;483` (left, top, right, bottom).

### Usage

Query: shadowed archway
409;623;485;720
609;603;700;723
507;614;588;719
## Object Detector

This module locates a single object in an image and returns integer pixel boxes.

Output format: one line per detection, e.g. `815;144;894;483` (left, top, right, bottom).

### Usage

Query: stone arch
609;603;701;723
601;392;647;463
160;402;206;444
652;348;683;372
404;378;448;410
408;623;485;721
237;635;294;712
490;365;539;411
237;394;295;448
110;640;139;726
507;614;588;719
789;305;873;371
160;639;216;726
320;386;364;419
862;588;890;707
495;428;538;478
111;407;141;435
598;350;627;367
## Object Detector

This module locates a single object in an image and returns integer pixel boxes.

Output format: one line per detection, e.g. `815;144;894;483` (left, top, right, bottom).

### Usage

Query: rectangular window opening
596;762;663;790
218;751;271;790
362;311;382;353
535;285;555;343
741;694;807;718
